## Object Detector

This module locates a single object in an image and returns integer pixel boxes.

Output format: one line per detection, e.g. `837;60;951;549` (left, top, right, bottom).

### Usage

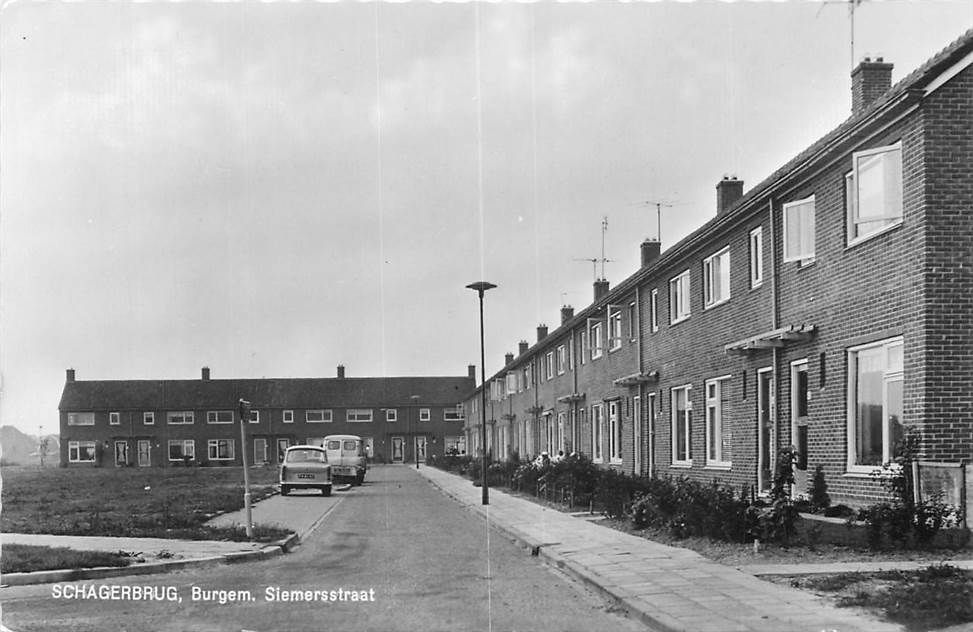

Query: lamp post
411;394;420;469
466;281;496;505
238;398;253;540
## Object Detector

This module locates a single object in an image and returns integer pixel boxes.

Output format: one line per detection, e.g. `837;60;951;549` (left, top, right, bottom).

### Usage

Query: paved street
1;466;648;632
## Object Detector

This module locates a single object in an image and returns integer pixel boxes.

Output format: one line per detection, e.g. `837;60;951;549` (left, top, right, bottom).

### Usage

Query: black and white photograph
2;1;972;630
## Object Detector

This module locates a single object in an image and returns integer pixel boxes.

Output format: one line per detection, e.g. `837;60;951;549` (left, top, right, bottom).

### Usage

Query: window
524;364;532;389
166;411;194;425
556;411;566;453
608;401;622;463
628;302;637;340
207;410;234;424
208;439;235;461
848;338;904;471
168;440;195;462
68;441;96;463
249;410;259;424
556;345;566;374
546;352;554;379
783;196;816;263
579;331;587;365
749;227;764;288
669;271;691;324
419;408;431;422
705;377;731;467
67;412;95;426
283;410;294;424
506;372;518;394
791;360;810;471
347;409;373;423
444;406;464;422
143;412;155;425
386;409;397;422
650;289;659;332
591;404;604;462
608;310;622;351
590;322;604;359
672;385;692;465
703;247;731;308
306;409;332;423
109;412;120;426
847;143;903;244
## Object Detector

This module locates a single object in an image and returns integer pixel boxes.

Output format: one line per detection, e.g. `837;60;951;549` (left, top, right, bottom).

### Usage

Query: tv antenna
574;216;613;280
640;200;678;243
816;0;867;72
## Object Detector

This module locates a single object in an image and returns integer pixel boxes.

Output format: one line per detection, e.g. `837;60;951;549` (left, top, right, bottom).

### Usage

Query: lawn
1;544;134;574
0;465;289;542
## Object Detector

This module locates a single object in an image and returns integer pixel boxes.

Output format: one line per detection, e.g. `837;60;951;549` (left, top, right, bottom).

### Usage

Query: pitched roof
59;375;475;411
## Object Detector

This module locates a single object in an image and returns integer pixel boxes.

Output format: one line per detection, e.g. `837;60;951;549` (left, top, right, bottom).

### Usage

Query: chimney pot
468;364;477;380
201;367;210;381
504;352;514;366
518;340;529;356
536;324;549;342
593;279;610;303
337;365;346;379
640;239;661;267
716;176;744;216
560;305;575;325
66;368;76;383
851;57;893;115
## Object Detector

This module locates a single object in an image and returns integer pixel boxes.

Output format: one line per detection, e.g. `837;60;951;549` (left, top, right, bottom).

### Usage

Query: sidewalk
1;491;341;587
417;465;904;632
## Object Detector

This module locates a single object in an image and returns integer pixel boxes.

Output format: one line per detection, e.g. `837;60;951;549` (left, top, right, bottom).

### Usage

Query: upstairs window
306;409;332;423
783;196;816;264
557;345;567;374
669;271;691;324
608;310;622;351
109;412;120;426
749;227;764;288
650;289;659;332
444;406;464;422
590;322;604;359
283;410;294;423
628;302;637;340
419;408;431;422
207;410;234;424
347;409;373;423
703;247;731;308
546;352;555;380
386;409;397;422
167;411;194;425
847;143;903;244
67;412;95;426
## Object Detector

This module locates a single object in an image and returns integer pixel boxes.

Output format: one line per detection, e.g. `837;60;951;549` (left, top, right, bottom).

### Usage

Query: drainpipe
768;197;780;484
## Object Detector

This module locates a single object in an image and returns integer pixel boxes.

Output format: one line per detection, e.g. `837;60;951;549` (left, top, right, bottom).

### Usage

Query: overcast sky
1;1;971;436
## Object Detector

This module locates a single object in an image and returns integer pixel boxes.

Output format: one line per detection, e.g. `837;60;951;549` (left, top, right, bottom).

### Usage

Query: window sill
704;463;732;471
704;298;730;311
610;458;623;465
749;281;763;292
846;220;903;251
671;461;692;469
670;316;690;327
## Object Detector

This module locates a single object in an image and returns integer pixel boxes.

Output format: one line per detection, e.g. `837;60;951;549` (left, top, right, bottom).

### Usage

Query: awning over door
724;324;816;355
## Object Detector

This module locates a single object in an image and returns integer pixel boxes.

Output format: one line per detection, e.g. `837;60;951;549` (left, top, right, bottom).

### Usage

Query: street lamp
238;398;253;540
466;280;496;505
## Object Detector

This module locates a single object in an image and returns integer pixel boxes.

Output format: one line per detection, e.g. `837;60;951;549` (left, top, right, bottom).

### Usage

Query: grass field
1;544;134;574
0;465;288;542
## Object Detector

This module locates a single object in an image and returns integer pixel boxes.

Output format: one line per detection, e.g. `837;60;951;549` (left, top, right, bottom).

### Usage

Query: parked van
323;435;367;486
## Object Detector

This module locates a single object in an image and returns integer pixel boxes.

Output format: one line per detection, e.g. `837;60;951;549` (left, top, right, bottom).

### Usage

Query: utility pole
238;398;253;539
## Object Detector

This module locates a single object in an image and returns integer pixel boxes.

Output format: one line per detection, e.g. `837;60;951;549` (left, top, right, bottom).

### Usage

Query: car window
343;440;357;451
286;449;326;463
327;441;341;450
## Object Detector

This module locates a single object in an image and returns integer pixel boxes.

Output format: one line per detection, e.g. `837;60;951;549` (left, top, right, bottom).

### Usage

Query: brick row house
59;365;473;468
463;30;973;516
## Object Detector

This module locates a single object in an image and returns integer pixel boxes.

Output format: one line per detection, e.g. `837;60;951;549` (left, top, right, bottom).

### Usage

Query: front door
276;438;290;463
757;368;774;494
633;396;642;475
415;436;427;463
254;438;268;464
137;440;151;467
391;436;404;463
114;441;129;466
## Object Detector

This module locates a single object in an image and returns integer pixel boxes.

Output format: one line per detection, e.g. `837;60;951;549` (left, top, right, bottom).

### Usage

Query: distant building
59;365;473;468
463;30;973;514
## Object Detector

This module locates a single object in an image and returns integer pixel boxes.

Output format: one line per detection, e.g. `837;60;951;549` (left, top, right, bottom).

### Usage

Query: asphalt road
1;465;650;632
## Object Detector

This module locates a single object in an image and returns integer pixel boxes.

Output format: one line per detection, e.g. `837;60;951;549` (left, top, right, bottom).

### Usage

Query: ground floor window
591;404;604;462
207;439;234;461
848;337;904;471
705;376;731;467
672;385;693;466
114;441;129;466
138;440;152;466
253;438;269;464
608;401;622;464
68;441;96;463
445;435;466;455
168;440;195;462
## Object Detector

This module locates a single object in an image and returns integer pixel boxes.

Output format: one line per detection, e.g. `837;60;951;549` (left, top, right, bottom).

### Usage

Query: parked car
279;445;333;496
324;434;367;486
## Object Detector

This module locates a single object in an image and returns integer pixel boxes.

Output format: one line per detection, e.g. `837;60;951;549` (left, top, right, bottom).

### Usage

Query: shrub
629;476;750;542
807;464;831;512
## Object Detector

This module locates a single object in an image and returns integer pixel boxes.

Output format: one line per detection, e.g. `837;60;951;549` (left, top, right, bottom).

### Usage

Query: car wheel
322;485;332;497
281;485;290;496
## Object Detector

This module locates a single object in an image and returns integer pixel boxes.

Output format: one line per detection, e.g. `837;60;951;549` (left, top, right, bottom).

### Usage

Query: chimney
560;305;575;325
337;364;346;379
594;279;610;302
468;364;477;380
536;324;549;342
66;368;76;383
716;176;744;216
851;56;893;116
518;340;529;355
201;367;210;381
640;239;661;267
504;352;514;366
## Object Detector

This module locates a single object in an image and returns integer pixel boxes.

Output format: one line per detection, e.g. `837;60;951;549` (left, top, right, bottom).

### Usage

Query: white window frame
419;408;431;422
506;372;518;394
167;439;195;462
591;404;604;463
608;310;622;351
207;438;235;461
386;408;398;422
347;409;373;423
109;411;120;426
143;411;155;426
669;271;691;324
68;440;97;463
206;410;234;424
556;345;566;374
67;412;95;426
249;410;259;424
166;411;194;425
782;195;816;264
608;400;622;464
703;247;731;308
556;411;566;454
590;322;604;360
846;337;904;474
628;302;637;341
525;364;532;389
671;385;693;466
444;406;464;422
749;227;764;288
283;409;294;424
305;409;332;423
705;376;732;468
650;289;659;332
847;142;903;245
546;352;554;379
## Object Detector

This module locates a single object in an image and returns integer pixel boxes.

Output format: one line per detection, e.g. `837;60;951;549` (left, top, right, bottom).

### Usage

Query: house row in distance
59;365;474;468
461;29;973;518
